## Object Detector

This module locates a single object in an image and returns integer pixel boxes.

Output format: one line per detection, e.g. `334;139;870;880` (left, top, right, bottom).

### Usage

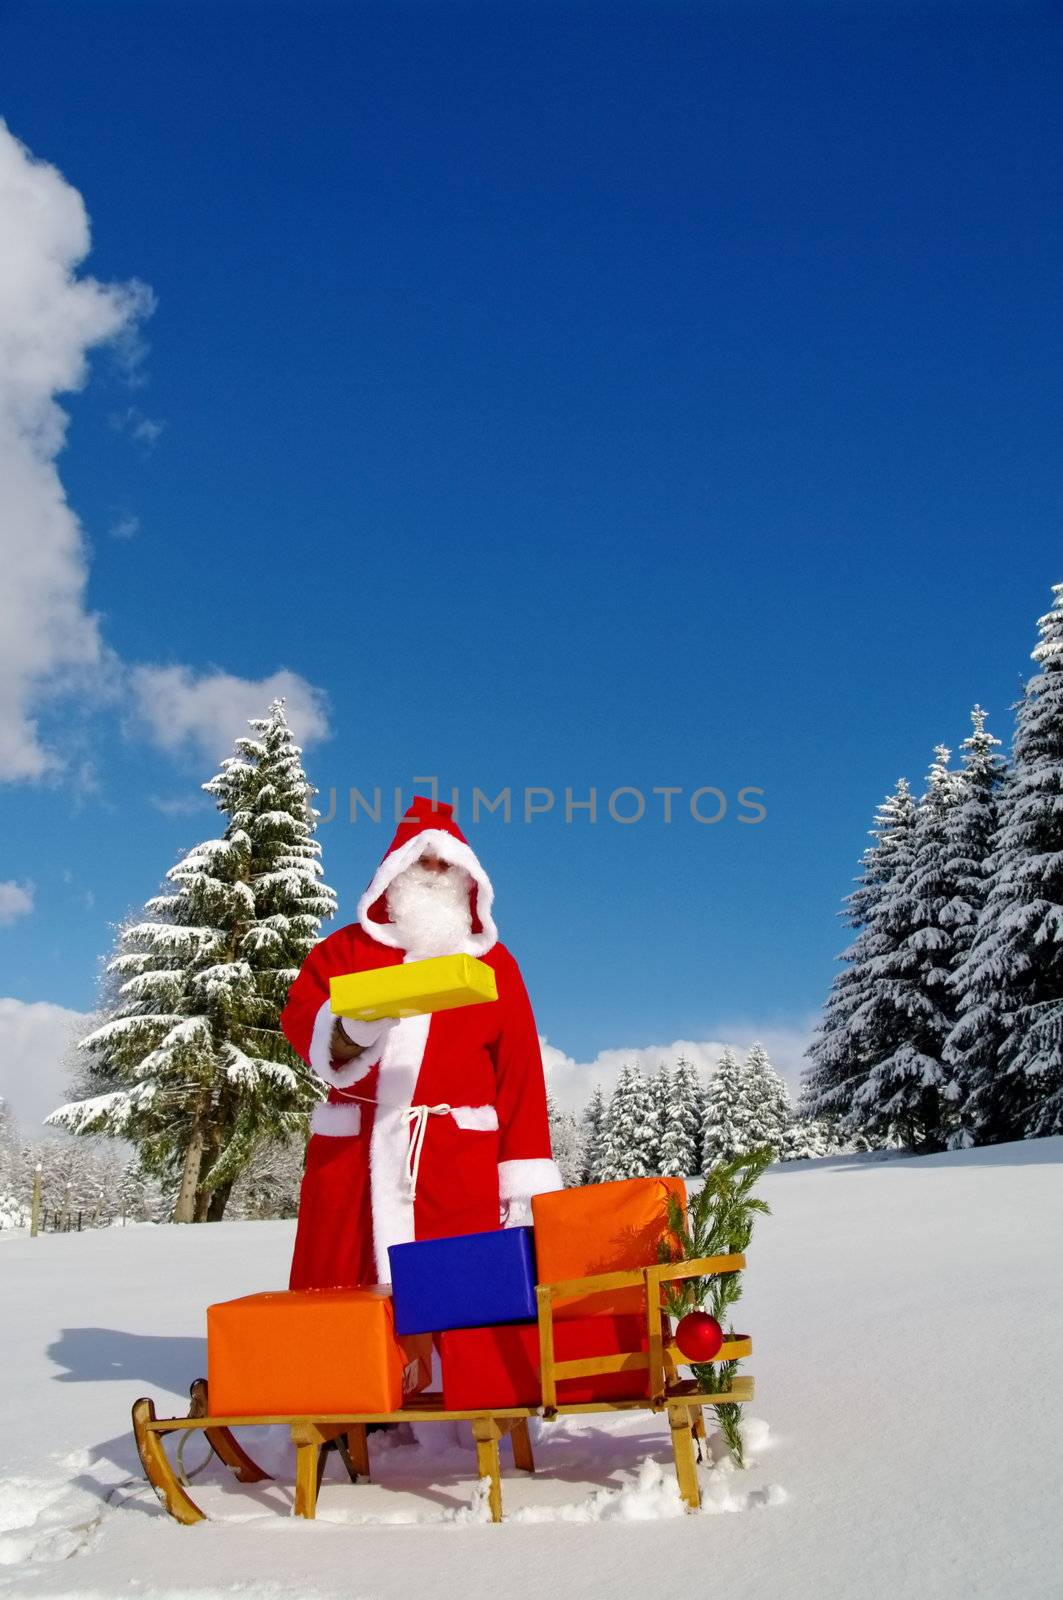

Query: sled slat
536;1284;558;1412
535;1266;647;1301
144;1404;537;1431
550;1376;755;1415
666;1335;752;1364
550;1351;650;1380
650;1252;746;1282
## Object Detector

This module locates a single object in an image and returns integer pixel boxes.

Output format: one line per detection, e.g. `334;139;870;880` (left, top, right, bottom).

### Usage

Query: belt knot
400;1103;452;1199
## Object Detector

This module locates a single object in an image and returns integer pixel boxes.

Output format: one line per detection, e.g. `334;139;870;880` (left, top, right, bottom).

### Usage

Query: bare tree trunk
173;1117;207;1223
192;1115;226;1221
206;1177;235;1222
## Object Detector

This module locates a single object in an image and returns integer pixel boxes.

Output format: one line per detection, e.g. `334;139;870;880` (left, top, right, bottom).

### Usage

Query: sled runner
131;1250;752;1524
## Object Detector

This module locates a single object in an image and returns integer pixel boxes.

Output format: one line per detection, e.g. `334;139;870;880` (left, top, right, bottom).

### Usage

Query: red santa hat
357;796;498;957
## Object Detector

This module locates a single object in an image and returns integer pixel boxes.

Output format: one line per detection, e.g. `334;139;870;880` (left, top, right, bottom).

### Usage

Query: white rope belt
400;1103;452;1200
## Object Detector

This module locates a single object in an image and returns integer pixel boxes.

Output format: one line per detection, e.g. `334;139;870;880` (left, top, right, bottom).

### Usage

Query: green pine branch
660;1146;772;1467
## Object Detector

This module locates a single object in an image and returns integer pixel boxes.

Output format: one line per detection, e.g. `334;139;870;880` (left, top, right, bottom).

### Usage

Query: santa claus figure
281;796;563;1290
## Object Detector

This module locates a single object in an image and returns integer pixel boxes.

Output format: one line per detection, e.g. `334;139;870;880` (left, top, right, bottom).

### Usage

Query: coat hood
356;796;498;957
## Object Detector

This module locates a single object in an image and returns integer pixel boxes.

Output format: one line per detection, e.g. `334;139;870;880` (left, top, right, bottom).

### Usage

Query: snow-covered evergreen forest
803;582;1063;1151
548;1042;840;1188
0;1098;306;1231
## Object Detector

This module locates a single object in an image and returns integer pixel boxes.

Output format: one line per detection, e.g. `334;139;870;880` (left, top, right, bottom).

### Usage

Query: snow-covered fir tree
742;1042;793;1156
780;1113;849;1160
580;1085;608;1182
948;585;1063;1142
702;1047;755;1166
0;1124;176;1231
943;707;1006;967
114;1156;160;1224
546;1092;586;1187
846;747;968;1150
0;1101;24;1228
801;778;918;1141
50;701;336;1222
647;1063;673;1172
37;1138;128;1227
597;1062;655;1180
936;707;1006;1146
657;1056;705;1176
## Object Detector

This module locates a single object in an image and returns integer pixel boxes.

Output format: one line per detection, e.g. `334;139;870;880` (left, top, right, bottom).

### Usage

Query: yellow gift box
329;953;498;1021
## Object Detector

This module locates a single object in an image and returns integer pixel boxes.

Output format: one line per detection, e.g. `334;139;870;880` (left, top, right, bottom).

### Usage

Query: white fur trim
356;829;497;956
365;1014;504;1280
340;1015;394;1047
369;1012;430;1283
498;1157;564;1203
311;1101;362;1137
499;1157;563;1229
307;999;383;1089
451;1105;500;1131
308;998;338;1080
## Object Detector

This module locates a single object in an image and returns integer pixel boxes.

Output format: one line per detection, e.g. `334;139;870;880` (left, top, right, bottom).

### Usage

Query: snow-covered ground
2;1139;1061;1599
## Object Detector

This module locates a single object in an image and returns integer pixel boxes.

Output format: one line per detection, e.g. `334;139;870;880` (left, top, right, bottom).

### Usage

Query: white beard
385;861;474;958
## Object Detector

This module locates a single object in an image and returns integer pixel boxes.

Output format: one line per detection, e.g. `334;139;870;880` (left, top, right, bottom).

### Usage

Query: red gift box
439;1315;650;1410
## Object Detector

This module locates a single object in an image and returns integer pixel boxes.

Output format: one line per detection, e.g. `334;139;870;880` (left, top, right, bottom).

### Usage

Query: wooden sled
132;1252;753;1525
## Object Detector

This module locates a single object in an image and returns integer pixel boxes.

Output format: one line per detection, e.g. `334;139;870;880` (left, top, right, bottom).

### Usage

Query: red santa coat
281;798;562;1289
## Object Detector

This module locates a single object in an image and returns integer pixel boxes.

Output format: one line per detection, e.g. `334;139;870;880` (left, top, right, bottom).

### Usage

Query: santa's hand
329;1015;395;1058
500;1196;532;1229
335;1015;396;1053
324;1015;395;1087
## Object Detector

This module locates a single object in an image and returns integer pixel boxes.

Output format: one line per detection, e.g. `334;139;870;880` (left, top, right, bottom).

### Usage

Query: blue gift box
388;1227;538;1336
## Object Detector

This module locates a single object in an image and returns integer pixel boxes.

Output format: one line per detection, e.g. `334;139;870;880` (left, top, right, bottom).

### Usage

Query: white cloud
109;512;140;540
0;119;153;783
0;880;35;925
0;119;331;786
130;666;331;764
109;405;164;448
148;791;211;817
0;997;87;1134
540;1019;816;1113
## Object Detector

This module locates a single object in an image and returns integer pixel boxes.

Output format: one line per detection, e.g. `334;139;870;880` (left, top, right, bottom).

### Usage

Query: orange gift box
207;1287;407;1416
531;1176;687;1318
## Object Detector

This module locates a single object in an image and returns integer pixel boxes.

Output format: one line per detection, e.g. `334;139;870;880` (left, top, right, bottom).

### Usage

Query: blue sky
0;2;1060;1116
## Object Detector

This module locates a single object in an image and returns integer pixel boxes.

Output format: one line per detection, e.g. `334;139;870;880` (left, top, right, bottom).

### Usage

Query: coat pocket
311;1101;362;1138
450;1105;499;1132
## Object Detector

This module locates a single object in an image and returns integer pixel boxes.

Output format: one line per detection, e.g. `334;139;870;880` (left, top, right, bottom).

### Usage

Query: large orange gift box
531;1175;687;1318
207;1287;407;1416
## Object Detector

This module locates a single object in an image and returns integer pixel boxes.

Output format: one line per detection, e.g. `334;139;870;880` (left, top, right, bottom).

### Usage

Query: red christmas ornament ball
675;1311;724;1362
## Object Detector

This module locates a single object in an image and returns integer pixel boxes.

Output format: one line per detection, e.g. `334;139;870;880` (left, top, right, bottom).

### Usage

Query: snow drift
1;1139;1061;1599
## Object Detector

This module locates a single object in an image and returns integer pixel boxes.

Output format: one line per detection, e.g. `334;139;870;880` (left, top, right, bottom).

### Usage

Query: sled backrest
534;1252;747;1413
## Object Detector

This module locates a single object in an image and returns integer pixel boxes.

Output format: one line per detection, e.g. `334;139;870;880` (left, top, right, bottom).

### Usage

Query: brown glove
329;1018;367;1064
